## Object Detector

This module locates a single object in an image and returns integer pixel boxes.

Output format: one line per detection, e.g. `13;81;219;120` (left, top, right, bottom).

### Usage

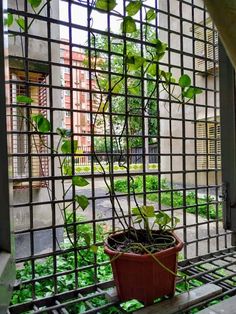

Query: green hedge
114;176;222;220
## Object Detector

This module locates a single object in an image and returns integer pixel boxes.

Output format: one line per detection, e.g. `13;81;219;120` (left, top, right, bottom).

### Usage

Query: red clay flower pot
104;231;183;305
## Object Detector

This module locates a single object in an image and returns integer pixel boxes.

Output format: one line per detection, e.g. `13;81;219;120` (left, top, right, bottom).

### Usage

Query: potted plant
104;206;183;305
86;0;203;305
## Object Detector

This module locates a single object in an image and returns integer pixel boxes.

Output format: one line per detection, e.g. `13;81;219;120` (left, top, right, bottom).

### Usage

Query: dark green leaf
72;176;89;187
16;17;25;31
153;39;168;60
61;140;78;154
56;127;68;138
183;87;202;99
126;1;141;16
31;114;51;133
121;16;137;33
28;0;42;8
145;9;156;21
179;74;191;88
75;195;89;210
126;55;145;71
95;0;117;12
16;95;34;103
4;13;14;27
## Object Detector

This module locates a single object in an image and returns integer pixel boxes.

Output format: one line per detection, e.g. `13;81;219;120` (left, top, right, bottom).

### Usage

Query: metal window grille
2;0;234;313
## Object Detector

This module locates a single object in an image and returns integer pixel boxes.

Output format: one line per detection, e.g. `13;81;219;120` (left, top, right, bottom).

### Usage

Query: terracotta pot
104;231;183;305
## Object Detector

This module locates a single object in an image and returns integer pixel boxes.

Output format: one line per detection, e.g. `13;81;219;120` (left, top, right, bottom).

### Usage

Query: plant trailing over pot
10;0;203;306
85;0;202;305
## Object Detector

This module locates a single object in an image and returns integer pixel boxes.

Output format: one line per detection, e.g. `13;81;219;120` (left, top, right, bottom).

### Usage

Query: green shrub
114;176;222;219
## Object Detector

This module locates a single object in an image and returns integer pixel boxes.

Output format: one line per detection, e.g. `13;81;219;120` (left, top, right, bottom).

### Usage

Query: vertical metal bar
46;0;57;296
191;0;199;258
179;1;187;259
0;0;11;254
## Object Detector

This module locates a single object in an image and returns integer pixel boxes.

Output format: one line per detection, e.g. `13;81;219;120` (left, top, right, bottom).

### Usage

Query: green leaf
179;74;191;88
61;140;78;154
160;70;175;84
147;63;157;77
132;207;141;216
82;233;91;246
90;244;98;254
126;55;145;71
121;16;137;33
75;195;89;210
142;205;155;218
155;211;172;229
173;216;180;227
126;1;141;16
153;39;168;60
56;127;70;138
4;13;14;27
16;17;25;31
95;0;117;12
31;114;51;133
72;176;89;187
183;87;202;99
16;95;34;103
145;9;157;21
28;0;42;8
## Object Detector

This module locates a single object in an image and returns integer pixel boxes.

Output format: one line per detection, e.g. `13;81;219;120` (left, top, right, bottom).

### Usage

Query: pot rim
104;230;184;260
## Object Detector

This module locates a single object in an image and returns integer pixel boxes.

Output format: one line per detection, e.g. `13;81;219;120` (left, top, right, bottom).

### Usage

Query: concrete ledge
197;295;236;314
134;284;222;314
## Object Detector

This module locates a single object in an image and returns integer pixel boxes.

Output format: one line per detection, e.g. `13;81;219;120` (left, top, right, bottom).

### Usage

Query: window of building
197;120;221;169
11;72;49;189
194;18;219;73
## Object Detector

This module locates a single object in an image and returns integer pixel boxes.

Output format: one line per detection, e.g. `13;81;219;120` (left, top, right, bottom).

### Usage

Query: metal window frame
5;0;234;312
0;0;15;311
219;40;236;233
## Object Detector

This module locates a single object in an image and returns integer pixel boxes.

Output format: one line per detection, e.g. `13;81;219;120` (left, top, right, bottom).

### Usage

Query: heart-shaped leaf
16;17;25;31
75;195;89;210
121;16;137;33
28;0;43;8
179;74;191;88
72;176;89;187
61;140;78;154
126;1;141;16
4;13;14;27
31;114;51;133
96;0;117;12
145;9;157;21
183;87;202;99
